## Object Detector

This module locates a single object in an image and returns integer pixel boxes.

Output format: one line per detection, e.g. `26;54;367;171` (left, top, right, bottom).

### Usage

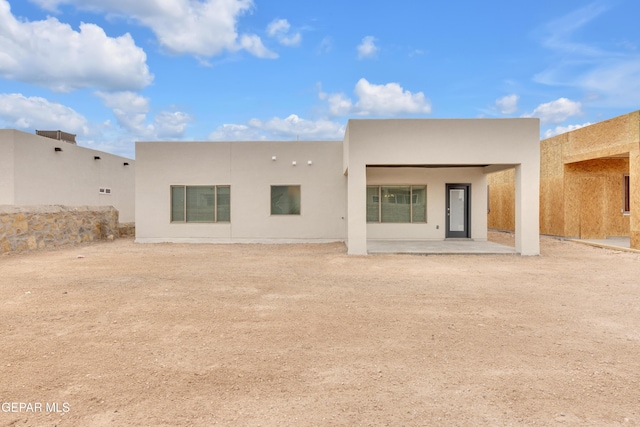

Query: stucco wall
345;118;540;255
0;135;15;204
367;167;487;240
14;131;136;222
135;141;347;243
1;130;135;223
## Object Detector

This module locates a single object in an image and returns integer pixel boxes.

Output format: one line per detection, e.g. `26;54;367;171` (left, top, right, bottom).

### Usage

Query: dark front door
446;184;470;238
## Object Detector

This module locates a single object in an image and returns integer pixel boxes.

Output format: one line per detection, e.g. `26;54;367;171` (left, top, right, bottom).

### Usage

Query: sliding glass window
367;186;427;223
171;185;230;223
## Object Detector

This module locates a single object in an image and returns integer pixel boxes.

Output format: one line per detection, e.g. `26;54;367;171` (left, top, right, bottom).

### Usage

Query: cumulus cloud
0;93;89;135
0;0;152;92
154;111;194;139
543;122;593;139
29;0;277;58
522;97;582;124
209;114;345;140
495;94;519;114
319;78;431;117
95;91;152;135
357;36;378;59
96;91;194;140
266;18;301;47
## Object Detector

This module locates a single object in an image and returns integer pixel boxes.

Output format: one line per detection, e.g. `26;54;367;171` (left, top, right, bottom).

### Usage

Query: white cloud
29;0;277;58
0;93;89;134
239;34;278;59
96;91;193;140
543;122;592;139
534;3;640;108
209;123;261;141
0;0;152;92
320;79;431;117
154;111;194;139
95;91;152;135
209;114;345;140
266;18;301;47
522;98;582;124
357;36;378;59
316;37;332;55
354;79;431;115
495;94;519;114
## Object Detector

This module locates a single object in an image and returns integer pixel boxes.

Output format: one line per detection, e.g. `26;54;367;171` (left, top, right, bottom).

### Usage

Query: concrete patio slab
570;237;640;254
367;239;518;255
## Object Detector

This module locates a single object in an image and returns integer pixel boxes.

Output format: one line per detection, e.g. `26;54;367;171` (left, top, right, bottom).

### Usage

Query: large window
623;174;630;214
367;186;427;223
171;185;230;223
271;185;301;215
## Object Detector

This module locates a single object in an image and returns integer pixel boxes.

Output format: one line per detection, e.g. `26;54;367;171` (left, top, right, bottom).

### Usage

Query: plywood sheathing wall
630;146;640;249
540;137;566;236
487;168;515;231
564;112;638;162
564;159;630;238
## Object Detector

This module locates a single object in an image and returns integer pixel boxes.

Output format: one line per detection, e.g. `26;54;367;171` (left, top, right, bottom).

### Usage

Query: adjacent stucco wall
345;119;540;255
135;141;346;243
0;134;15;204
366;167;487;240
1;130;135;222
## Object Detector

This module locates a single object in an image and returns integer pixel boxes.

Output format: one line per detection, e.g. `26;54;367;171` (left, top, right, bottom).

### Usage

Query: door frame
445;184;471;238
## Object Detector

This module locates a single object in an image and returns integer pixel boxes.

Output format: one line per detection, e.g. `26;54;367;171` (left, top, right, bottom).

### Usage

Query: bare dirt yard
1;233;639;426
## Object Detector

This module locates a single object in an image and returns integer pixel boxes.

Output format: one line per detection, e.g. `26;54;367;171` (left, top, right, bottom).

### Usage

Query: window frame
623;174;630;215
270;185;301;216
170;185;231;223
366;185;427;223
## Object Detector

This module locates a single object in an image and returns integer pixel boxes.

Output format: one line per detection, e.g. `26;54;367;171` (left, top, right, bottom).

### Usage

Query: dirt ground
1;233;639;426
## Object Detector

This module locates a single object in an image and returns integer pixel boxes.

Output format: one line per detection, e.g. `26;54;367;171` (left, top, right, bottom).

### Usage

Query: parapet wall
0;205;119;253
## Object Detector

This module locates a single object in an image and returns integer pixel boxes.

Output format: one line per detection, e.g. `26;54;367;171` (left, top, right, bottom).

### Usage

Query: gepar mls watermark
1;402;70;413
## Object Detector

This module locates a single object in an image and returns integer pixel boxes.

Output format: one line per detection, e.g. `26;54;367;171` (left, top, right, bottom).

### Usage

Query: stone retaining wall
0;205;119;253
118;222;135;237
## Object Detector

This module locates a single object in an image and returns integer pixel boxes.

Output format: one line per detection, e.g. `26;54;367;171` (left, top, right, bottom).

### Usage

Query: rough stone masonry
0;205;119;253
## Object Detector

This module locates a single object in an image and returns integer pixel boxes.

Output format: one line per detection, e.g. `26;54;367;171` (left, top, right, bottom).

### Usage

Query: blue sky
0;0;638;158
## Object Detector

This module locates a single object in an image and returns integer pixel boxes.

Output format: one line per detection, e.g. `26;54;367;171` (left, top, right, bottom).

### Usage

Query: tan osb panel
602;174;630;236
563;171;581;237
487;169;515;231
563;159;630;238
540;177;564;236
630;146;640;249
579;177;606;239
488;182;515;231
541;137;565;178
566;111;637;157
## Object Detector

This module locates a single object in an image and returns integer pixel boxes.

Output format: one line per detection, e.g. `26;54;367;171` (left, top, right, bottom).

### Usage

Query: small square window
271;186;300;215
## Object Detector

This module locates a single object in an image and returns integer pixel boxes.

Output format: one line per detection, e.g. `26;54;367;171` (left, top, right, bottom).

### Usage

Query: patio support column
630;145;640;250
347;163;367;255
515;162;540;255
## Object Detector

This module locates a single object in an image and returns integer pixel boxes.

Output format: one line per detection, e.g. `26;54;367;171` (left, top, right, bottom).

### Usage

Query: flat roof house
136;118;540;255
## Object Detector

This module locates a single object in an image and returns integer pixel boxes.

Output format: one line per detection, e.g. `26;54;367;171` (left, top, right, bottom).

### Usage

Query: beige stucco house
488;111;639;250
135;118;540;255
0;129;135;222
